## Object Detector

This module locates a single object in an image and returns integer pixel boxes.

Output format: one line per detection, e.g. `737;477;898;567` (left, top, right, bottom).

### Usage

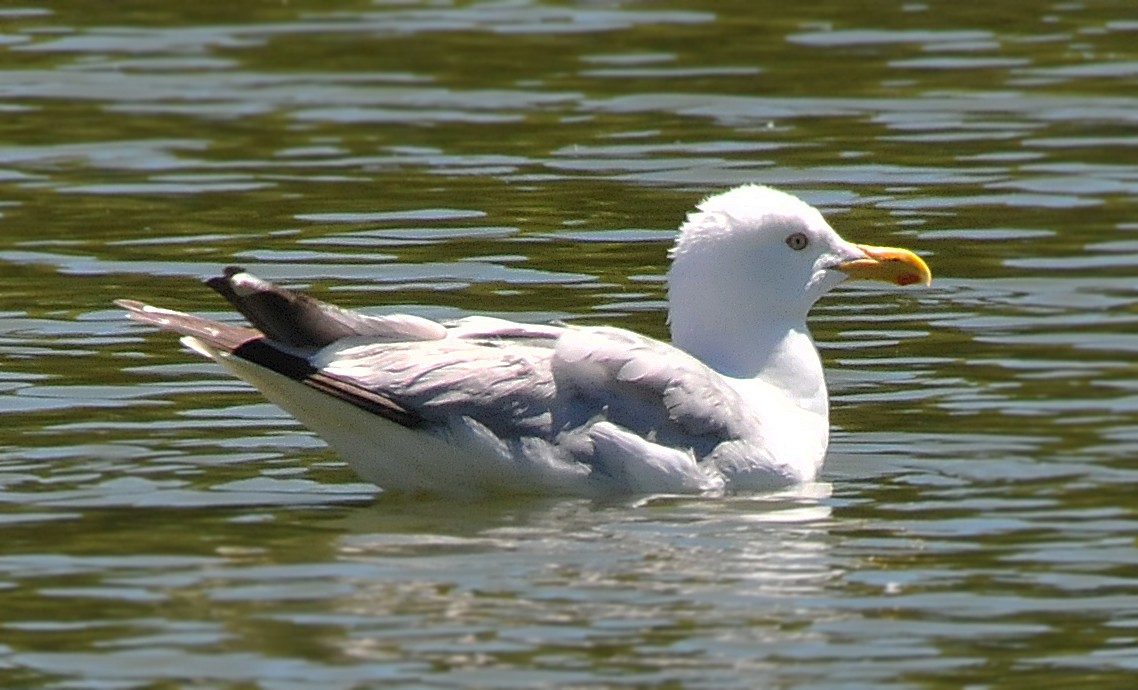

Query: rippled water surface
3;1;1138;687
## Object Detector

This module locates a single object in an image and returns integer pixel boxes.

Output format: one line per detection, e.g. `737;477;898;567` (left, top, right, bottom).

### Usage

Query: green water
2;1;1138;687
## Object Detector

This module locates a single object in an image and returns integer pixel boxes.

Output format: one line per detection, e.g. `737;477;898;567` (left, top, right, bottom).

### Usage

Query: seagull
117;185;930;497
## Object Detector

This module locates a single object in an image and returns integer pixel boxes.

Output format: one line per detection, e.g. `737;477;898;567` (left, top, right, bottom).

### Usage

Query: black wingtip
204;266;246;297
203;267;393;350
203;268;319;349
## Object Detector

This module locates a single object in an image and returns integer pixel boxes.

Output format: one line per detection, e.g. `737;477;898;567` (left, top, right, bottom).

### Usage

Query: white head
666;185;929;380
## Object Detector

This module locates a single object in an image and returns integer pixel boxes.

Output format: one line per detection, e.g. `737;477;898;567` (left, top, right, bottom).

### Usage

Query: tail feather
115;299;259;352
115;296;424;429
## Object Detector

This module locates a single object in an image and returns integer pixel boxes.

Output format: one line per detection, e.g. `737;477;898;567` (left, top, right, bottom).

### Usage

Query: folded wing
119;268;783;494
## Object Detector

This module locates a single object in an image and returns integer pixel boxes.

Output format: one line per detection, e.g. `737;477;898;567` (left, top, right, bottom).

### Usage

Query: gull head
666;184;930;375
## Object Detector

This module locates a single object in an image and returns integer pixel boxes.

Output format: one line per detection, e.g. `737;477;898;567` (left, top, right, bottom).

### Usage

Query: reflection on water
3;0;1138;687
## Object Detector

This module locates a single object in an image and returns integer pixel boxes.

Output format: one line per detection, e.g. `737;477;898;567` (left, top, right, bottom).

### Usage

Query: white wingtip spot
228;271;272;297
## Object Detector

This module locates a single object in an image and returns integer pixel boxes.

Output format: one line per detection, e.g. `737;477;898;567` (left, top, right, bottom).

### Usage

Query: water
2;1;1138;687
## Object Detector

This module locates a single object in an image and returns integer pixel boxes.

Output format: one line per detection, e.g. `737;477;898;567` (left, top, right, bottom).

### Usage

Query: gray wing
121;267;759;474
122;269;565;437
312;335;562;439
550;326;760;454
313;324;758;459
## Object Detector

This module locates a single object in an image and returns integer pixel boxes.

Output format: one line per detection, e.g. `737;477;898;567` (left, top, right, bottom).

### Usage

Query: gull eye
785;232;809;251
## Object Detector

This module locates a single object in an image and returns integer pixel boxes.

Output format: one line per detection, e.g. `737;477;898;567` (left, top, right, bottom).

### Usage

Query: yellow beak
838;244;932;287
